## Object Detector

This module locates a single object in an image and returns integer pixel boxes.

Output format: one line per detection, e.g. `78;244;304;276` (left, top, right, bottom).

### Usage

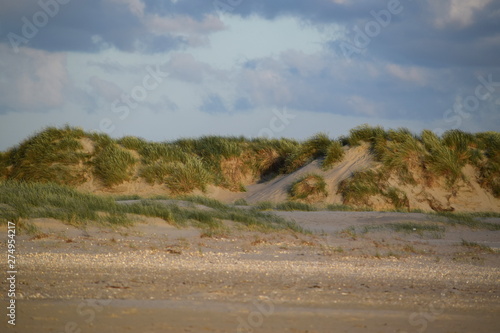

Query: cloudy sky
1;0;499;150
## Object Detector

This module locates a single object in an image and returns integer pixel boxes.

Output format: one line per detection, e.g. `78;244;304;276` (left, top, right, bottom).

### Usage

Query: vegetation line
0;125;499;212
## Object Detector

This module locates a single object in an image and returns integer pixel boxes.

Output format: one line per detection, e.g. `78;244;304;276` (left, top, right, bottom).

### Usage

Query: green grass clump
275;201;317;211
347;124;387;146
421;130;470;187
233;198;248;206
117;136;148;151
430;212;500;230
283;133;333;173
139;142;187;165
326;204;357;211
384;187;410;210
176;136;243;160
460;239;495;253
139;160;170;185
322;141;345;170
138;143;194;186
289;174;328;201
338;170;383;206
255;201;275;210
303;133;332;158
8;126;89;186
0;151;11;179
338;170;411;210
374;128;424;183
163;158;212;194
479;160;500;197
442;130;477;161
113;194;143;200
93;144;137;187
174;136;249;191
475;132;500;197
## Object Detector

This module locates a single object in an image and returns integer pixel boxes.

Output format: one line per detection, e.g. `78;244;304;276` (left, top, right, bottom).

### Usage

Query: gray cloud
2;0;499;69
0;0;222;53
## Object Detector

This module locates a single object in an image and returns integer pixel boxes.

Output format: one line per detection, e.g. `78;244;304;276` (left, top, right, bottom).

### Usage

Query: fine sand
1;210;500;333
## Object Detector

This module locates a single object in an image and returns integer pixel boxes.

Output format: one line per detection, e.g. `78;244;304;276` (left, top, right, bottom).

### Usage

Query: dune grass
430;211;500;230
326;204;359;211
1;125;499;215
93;143;137;187
338;170;384;206
275;201;317;211
0;180;129;226
162;158;212;194
289;174;328;202
386;222;445;235
347;124;387;146
374;128;424;183
252;201;318;212
283;133;335;173
233;198;248;206
460;239;495;253
255;201;275;211
0;181;303;233
7;125;89;186
322;140;345;170
337;169;412;210
337;126;500;209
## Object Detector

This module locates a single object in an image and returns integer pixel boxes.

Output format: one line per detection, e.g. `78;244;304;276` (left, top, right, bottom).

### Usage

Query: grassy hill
1;125;499;213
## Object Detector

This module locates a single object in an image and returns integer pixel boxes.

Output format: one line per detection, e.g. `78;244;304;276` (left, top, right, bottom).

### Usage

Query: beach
2;211;499;333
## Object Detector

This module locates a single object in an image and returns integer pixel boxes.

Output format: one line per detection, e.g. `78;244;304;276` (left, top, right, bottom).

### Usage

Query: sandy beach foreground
1;211;499;333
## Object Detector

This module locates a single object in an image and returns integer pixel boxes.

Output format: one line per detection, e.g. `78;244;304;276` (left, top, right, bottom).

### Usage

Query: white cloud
0;45;68;112
147;14;225;35
146;14;225;46
386;64;429;86
431;0;492;28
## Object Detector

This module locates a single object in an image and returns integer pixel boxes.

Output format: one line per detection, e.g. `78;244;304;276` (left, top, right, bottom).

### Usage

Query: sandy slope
242;145;374;204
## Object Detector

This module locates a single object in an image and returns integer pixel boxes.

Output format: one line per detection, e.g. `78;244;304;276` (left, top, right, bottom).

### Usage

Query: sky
0;0;499;150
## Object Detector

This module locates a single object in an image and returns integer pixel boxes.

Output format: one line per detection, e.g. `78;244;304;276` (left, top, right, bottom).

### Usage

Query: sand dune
202;145;500;213
243;144;374;204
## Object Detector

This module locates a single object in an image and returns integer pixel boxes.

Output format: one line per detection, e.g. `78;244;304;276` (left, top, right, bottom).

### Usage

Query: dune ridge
1;125;499;213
